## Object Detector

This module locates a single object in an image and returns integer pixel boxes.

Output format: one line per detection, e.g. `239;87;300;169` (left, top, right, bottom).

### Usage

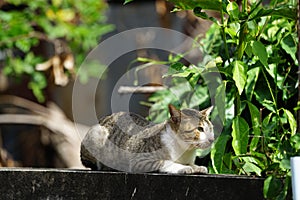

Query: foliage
0;0;113;102
130;0;299;199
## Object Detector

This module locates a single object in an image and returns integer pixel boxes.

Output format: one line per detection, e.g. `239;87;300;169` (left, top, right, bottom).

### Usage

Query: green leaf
226;2;239;21
250;7;297;20
215;81;226;124
28;81;46;103
15;38;33;53
291;134;300;150
264;64;285;91
170;62;185;71
169;81;192;101
189;85;209;108
244;42;253;57
281;34;297;61
193;8;209;19
211;134;231;173
32;72;47;89
283;109;297;135
171;70;192;78
164;62;186;77
232;60;247;95
279;159;290;170
232;116;249;155
262;113;276;138
245;67;260;101
263;175;282;199
167;0;222;11
271;7;297;20
187;73;201;88
123;0;134;4
242;161;262;176
247;102;261;152
252;41;268;66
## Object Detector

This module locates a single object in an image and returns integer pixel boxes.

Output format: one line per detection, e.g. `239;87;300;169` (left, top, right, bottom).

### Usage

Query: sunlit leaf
232;60;247;95
281;34;297;61
252;41;268;66
243;161;262;176
15;38;33;53
232;116;249;155
226;2;239;21
283;109;297;135
123;0;134;4
57;9;75;22
279;159;290;170
291;134;300;150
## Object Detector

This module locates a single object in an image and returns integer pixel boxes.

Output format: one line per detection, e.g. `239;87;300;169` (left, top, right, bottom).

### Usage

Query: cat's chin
192;142;212;149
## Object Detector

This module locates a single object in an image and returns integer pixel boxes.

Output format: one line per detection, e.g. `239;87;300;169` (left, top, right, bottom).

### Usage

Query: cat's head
168;104;214;149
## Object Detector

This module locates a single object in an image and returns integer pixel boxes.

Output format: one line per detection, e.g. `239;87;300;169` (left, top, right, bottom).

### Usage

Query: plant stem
257;0;278;41
235;90;241;116
261;67;282;136
242;0;247;13
220;9;230;61
261;68;277;110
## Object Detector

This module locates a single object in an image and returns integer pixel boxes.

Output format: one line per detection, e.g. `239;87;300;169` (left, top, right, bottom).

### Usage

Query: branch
118;86;166;94
0;95;90;168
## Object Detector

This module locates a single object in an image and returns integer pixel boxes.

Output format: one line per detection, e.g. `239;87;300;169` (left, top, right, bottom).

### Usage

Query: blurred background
0;0;215;168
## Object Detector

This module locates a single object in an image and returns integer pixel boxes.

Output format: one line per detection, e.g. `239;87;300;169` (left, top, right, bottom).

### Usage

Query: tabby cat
80;104;214;174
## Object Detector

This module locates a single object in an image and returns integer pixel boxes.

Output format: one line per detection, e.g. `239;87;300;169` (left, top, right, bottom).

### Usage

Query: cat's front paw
177;166;194;174
192;165;208;174
177;165;208;174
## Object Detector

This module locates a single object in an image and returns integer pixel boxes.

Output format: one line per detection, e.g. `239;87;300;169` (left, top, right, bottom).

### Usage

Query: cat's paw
192;165;208;174
177;165;208;174
177;166;194;174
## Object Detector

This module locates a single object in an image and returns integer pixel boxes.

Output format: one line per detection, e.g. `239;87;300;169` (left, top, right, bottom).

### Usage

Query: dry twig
118;86;166;94
0;95;89;168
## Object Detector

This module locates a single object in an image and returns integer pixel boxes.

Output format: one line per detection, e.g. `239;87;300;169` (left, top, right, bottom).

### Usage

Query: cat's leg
80;124;109;170
159;160;207;174
82;124;110;146
129;156;164;173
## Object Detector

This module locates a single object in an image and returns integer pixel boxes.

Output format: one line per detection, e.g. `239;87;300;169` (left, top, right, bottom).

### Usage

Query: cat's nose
208;138;214;143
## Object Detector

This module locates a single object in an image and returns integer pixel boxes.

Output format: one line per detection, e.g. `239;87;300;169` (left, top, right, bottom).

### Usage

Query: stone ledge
0;168;264;199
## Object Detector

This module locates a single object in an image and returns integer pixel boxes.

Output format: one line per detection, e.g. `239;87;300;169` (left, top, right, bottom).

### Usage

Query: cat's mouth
195;142;213;149
186;140;213;149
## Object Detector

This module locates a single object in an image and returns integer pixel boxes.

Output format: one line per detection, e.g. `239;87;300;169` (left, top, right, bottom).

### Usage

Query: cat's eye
198;127;204;132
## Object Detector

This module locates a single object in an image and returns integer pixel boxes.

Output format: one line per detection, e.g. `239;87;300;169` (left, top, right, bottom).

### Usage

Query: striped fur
80;105;214;174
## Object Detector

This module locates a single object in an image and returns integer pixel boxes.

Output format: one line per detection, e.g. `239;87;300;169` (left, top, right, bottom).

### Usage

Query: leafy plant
128;0;299;199
0;0;113;102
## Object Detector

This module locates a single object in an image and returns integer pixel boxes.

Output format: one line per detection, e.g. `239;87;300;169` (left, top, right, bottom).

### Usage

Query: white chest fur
161;124;196;165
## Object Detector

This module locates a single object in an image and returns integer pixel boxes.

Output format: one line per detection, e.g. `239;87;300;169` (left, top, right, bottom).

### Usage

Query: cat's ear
168;104;181;124
201;106;213;117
